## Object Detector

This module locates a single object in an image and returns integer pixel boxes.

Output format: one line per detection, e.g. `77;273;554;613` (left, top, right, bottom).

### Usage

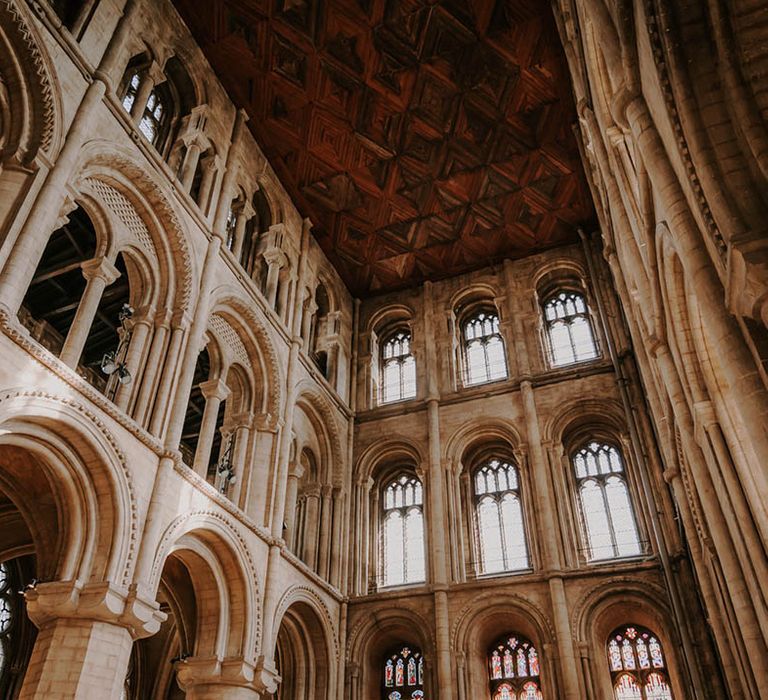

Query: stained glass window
463;311;508;385
488;635;542;700
474;459;529;574
0;563;12;684
380;330;417;404
138;89;169;146
608;626;673;700
543;291;598;367
382;474;425;586
573;442;641;561
383;645;425;699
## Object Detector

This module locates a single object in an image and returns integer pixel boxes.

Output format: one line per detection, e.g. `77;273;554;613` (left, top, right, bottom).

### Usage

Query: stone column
302;297;318;351
329;486;343;586
318;484;333;579
180;142;203;193
231;201;255;263
283;461;304;549
520;381;581;699
302;485;321;569
129;61;165;124
132;310;171;426
193;377;230;477
176;657;278;700
60;257;119;368
196;154;220;212
20;580;164;699
244;414;280;526
263;248;285;309
149;315;187;436
115;309;154;411
228;413;252;504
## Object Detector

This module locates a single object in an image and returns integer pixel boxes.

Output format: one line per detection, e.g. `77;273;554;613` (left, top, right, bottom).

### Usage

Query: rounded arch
149;511;261;658
208;292;283;418
449;282;502;315
452;591;557;699
355;436;424;487
532;257;589;300
293;383;344;487
347;605;436;700
0;0;60;163
367;303;416;336
74;141;196;313
445;417;524;475
543;397;626;451
0;391;135;586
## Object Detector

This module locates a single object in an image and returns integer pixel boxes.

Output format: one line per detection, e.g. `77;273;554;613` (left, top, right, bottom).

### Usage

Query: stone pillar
329;487;343;586
228;413;252;504
283;461;304;549
231;201;255;262
149;316;187;436
318;484;333;579
520;380;581;699
244;414;280;526
263;249;285;309
196;154;220;212
302;297;318;351
115;309;153;411
302;485;321;569
132;310;171;426
176;657;278;700
180;142;203;193
60;257;119;368
129;62;165;124
20;580;164;700
193;377;230;477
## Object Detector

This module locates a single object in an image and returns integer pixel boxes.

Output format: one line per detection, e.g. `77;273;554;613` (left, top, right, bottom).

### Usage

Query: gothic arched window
382;474;425;587
573;442;641;561
542;291;598;367
121;71;141;113
488;634;542;700
383;645;425;699
380;330;416;404
474;459;529;574
608;626;674;700
462;310;508;385
0;563;13;685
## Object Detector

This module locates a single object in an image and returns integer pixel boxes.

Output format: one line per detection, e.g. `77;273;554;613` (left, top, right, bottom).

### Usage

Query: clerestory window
380;330;416;404
382;474;425;587
462;310;508;386
543;291;598;367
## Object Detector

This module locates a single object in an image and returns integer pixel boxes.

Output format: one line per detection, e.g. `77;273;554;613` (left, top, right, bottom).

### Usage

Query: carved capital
24;580;166;639
81;256;120;284
200;377;231;402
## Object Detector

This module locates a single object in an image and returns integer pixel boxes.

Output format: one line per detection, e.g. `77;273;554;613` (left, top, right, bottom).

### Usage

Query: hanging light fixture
101;303;135;396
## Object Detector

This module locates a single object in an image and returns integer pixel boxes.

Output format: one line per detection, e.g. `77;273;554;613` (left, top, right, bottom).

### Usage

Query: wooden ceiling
171;0;595;295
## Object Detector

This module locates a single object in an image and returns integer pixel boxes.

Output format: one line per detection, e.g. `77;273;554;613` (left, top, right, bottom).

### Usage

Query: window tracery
138;89;168;146
383;645;425;699
573;442;641;560
474;458;529;574
462;310;508;385
380;330;416;404
382;474;425;587
0;563;13;685
608;626;673;700
542;291;598;367
488;634;542;700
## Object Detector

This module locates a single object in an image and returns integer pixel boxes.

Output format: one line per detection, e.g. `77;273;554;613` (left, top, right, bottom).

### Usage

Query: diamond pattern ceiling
171;0;595;295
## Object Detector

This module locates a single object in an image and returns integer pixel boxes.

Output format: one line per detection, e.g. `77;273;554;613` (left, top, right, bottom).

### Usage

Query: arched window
488;634;542;700
573;442;641;561
138;87;170;147
382;474;425;587
0;563;12;686
607;626;674;700
121;71;141;113
462;310;508;385
474;459;529;574
380;330;416;404
542;291;598;367
383;645;425;699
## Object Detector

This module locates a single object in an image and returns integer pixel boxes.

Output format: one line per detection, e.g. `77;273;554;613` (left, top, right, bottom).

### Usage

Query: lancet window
382;474;425;587
462;310;508;385
383;645;425;700
608;626;674;700
573;442;641;561
542;291;598;366
488;634;542;700
380;330;416;404
474;458;529;574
